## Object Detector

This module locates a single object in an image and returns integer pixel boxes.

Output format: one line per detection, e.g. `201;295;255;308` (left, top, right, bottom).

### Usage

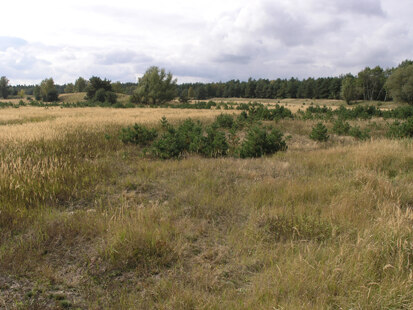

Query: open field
207;97;395;111
1;105;412;309
0;107;226;143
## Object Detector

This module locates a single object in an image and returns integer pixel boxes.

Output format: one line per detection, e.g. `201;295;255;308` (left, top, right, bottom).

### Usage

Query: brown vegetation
0;105;412;309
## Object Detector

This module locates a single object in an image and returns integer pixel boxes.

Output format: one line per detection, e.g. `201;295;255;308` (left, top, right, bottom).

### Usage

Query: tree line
1;60;413;105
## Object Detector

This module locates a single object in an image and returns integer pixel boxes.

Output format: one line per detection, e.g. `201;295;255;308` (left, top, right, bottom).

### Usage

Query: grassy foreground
0;107;412;309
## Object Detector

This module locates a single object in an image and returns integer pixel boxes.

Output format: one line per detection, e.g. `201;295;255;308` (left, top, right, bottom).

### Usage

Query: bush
247;104;293;121
383;105;413;119
385;64;413;105
152;119;203;159
120;124;158;146
214;113;234;129
240;126;287;158
332;119;351;135
95;88;107;102
348;126;370;140
121;117;285;160
45;89;59;102
151;129;183;159
86;76;112;100
387;118;413;138
310;122;329;142
105;91;117;104
198;126;228;157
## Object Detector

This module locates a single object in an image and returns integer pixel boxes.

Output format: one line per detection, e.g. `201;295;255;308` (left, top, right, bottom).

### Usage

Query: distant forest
6;61;413;102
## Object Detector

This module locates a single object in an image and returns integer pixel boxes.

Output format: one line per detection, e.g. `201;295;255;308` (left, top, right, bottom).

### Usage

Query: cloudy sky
1;0;412;85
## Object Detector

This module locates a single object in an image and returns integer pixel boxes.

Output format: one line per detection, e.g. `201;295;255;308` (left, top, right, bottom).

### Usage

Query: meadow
0;99;412;309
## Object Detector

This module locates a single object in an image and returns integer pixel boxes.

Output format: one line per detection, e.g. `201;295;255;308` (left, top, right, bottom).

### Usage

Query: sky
0;0;412;85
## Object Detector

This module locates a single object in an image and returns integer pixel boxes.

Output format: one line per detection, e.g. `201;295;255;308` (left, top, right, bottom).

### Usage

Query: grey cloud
214;53;252;64
335;46;393;69
3;0;413;85
334;0;385;16
260;3;344;47
96;50;153;65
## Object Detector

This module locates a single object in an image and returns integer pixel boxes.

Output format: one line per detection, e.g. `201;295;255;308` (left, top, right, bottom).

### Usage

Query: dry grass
0;107;226;143
207;97;392;113
0;92;131;105
0;105;412;309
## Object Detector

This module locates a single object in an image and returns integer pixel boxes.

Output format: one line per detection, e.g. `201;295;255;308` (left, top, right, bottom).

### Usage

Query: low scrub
332;119;351;135
120;124;158;145
348;126;370;140
240;126;287;158
214;113;234;129
310;122;329;141
387;118;413;138
120;115;288;159
332;119;370;140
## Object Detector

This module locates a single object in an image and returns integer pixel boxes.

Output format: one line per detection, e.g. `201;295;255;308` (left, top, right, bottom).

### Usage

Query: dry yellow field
0;107;227;143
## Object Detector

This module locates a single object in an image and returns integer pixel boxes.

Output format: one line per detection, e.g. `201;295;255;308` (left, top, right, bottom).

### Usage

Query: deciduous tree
74;77;87;92
385;64;413;105
341;75;358;104
85;77;117;104
0;76;9;99
132;66;177;104
64;83;74;93
40;78;59;102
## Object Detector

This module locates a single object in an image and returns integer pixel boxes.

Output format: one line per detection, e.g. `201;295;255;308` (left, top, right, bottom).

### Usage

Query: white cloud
0;0;412;84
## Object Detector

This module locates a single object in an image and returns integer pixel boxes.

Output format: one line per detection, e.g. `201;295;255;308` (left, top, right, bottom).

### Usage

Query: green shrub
214;113;234;129
309;122;329;142
332;119;350;135
105;91;117;104
152;129;182;159
120;124;158;146
348;126;370;140
387;118;413;138
198;126;228;157
152;119;203;159
94;88;106;102
45;89;59;102
240;126;287;158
